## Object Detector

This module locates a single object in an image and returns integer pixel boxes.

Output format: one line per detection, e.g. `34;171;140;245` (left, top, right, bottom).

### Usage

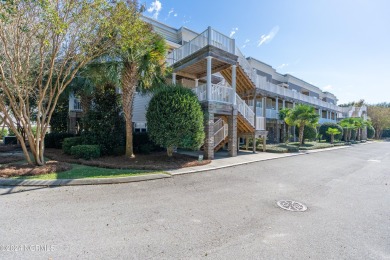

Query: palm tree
108;2;167;158
340;118;359;142
285;104;319;146
279;108;291;143
326;127;341;144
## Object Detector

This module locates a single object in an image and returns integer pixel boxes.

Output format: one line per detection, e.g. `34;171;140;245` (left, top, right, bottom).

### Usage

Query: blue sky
143;0;390;104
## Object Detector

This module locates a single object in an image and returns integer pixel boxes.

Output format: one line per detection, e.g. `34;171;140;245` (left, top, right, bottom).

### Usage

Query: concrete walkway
168;145;350;175
0;145;353;186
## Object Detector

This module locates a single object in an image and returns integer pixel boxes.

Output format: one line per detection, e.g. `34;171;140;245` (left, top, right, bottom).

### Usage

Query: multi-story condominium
68;16;367;159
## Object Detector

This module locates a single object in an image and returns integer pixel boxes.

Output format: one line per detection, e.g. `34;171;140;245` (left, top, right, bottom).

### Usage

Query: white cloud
229;27;238;38
277;63;289;69
242;39;250;48
147;0;162;19
323;85;334;91
257;26;279;46
165;8;177;20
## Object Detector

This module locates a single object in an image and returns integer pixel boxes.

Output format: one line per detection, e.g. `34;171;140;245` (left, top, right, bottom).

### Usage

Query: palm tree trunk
299;125;305;146
286;125;290;143
122;62;138;158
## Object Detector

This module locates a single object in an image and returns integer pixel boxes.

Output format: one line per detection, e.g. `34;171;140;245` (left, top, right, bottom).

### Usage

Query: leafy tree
0;0;115;165
367;105;390;138
146;85;205;157
326;127;341;144
285;104;319;146
82;84;125;155
50;93;69;133
107;1;167;158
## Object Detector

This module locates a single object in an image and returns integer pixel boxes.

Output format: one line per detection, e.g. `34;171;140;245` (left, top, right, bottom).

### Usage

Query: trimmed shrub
367;125;375;139
319;123;343;142
70;145;100;160
132;132;162;154
81;84;125;155
295;124;317;142
146;84;205;156
62;137;83;155
3;136;17;145
45;133;75;149
112;146;125;156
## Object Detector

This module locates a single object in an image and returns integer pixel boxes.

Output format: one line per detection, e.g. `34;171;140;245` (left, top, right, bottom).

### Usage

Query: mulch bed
0;144;22;153
0;154;25;164
45;148;211;170
0;161;72;178
0;144;210;178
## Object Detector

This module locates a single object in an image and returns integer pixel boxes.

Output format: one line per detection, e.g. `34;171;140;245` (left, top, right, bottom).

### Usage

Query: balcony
319;118;337;124
255;108;279;119
193;84;233;104
166;27;235;67
255;80;341;112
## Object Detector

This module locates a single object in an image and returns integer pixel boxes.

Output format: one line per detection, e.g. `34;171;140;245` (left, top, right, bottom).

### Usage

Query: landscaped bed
45;148;210;170
253;141;350;153
0;146;210;179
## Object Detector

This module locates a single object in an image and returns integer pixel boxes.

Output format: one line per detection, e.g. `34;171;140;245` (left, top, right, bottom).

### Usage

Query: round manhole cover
277;200;307;212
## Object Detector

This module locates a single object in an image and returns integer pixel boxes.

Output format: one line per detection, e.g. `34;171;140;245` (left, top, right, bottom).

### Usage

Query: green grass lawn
11;164;163;180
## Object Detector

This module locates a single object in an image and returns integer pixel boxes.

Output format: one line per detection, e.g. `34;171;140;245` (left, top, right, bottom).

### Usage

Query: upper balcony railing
193;84;265;130
166;27;235;66
193;84;234;104
255;79;342;112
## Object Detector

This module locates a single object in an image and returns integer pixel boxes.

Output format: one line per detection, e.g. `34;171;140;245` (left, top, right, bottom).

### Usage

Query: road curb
0;173;171;187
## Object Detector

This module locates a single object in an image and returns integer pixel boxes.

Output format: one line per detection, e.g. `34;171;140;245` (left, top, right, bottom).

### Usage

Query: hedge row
45;133;75;149
59;132;162;160
70;145;100;160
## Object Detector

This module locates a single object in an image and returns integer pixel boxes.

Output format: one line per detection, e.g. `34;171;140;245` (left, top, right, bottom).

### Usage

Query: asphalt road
1;142;389;260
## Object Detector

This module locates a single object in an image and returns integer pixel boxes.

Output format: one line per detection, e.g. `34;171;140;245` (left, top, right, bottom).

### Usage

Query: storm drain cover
277;200;307;212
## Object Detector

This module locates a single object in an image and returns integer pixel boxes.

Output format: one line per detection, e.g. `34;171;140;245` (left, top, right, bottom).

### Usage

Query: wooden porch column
232;64;237;105
195;78;199;87
172;73;176;84
206;56;212;101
